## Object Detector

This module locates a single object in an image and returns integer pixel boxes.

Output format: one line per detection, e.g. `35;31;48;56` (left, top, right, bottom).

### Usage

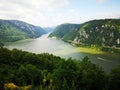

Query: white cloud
0;0;119;27
79;12;120;24
0;0;70;27
69;9;76;13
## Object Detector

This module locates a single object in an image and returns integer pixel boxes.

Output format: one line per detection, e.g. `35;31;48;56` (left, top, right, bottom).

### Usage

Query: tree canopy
0;47;120;90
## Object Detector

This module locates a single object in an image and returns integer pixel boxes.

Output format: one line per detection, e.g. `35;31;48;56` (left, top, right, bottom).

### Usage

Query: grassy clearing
76;47;105;54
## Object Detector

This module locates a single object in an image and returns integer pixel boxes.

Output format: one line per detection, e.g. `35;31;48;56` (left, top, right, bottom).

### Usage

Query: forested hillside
49;19;120;48
0;47;120;90
49;23;80;41
0;19;46;46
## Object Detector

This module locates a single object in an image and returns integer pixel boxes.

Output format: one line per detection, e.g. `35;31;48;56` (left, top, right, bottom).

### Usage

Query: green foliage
76;56;108;90
0;20;27;42
0;47;120;89
16;64;42;86
78;19;120;47
52;58;78;89
101;47;120;53
0;47;61;89
109;65;120;90
49;19;120;48
49;23;80;41
63;30;79;41
0;19;46;44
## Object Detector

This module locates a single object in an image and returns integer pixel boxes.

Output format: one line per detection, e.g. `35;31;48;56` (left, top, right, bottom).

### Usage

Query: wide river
6;33;120;72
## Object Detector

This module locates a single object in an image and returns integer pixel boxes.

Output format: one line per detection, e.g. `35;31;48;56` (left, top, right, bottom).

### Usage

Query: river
6;33;120;72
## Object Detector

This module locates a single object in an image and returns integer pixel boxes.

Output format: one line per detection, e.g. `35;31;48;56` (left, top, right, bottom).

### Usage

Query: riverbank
4;39;34;46
101;47;120;54
65;40;120;54
76;47;105;54
77;45;120;54
5;34;120;73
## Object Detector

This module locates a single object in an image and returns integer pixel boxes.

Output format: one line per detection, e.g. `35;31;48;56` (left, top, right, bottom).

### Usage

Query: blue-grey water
6;33;120;72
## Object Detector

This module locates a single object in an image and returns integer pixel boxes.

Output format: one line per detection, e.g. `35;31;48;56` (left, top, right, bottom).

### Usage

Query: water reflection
6;33;120;72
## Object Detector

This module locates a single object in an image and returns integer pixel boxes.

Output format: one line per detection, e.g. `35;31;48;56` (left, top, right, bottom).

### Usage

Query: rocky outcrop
74;19;120;47
50;19;120;48
0;19;46;43
7;20;46;38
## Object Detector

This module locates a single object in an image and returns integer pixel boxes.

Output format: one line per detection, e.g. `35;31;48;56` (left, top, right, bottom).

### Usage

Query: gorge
6;33;120;73
1;19;120;72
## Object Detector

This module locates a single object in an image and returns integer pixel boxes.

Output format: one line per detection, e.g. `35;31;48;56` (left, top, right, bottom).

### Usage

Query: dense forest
49;19;120;49
0;47;120;90
0;19;46;46
49;23;80;41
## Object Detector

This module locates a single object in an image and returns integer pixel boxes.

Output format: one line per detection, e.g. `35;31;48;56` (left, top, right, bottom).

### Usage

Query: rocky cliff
49;19;120;48
0;19;46;43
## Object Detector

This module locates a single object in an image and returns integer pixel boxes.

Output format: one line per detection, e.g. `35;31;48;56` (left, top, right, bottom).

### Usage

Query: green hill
0;19;46;46
49;19;120;48
0;47;120;89
49;23;80;41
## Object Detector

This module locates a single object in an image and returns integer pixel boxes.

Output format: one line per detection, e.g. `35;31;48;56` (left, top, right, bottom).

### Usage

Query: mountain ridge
49;19;120;48
0;19;46;46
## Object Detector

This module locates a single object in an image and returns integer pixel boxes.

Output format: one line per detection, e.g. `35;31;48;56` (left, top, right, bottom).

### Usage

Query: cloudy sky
0;0;120;27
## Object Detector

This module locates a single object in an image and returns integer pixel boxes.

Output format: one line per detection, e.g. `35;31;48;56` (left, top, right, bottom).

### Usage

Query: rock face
49;19;120;47
6;20;46;38
0;19;46;42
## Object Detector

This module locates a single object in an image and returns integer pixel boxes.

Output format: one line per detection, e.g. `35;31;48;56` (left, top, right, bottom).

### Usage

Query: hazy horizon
0;0;120;27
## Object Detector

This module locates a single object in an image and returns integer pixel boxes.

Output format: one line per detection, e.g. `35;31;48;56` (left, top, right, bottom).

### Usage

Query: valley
1;0;120;89
5;33;120;73
1;19;120;89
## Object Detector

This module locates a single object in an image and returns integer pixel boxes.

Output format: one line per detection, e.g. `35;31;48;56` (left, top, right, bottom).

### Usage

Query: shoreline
4;39;34;46
54;38;120;54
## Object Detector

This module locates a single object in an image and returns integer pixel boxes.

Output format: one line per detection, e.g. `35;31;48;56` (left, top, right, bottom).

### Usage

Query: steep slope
6;20;46;38
49;19;120;48
74;19;120;47
49;23;80;41
0;19;46;44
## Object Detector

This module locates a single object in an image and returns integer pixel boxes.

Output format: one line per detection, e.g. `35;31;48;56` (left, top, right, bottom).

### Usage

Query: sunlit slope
49;19;120;48
0;19;46;44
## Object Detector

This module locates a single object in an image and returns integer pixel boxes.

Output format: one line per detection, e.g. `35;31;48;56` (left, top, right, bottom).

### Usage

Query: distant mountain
44;27;54;33
49;19;120;48
6;20;47;38
0;19;46;45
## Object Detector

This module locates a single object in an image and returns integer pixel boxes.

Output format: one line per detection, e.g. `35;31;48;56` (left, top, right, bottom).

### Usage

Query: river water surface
6;33;120;72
